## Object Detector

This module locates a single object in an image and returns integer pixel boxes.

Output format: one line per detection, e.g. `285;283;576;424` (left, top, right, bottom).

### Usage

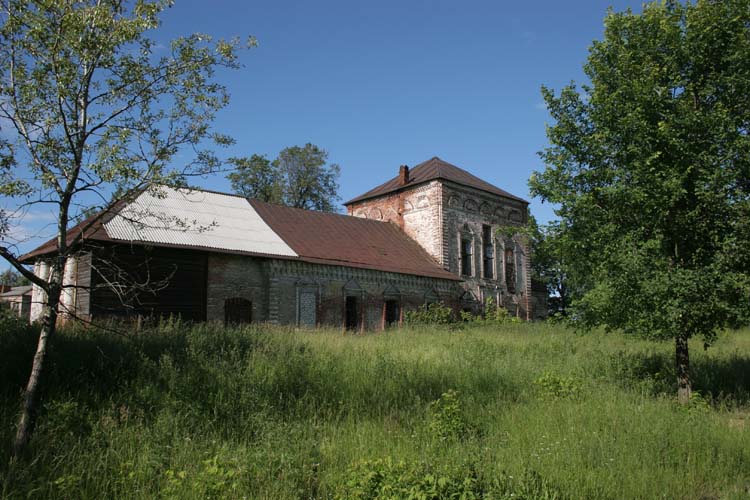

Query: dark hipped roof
249;199;459;281
344;156;528;205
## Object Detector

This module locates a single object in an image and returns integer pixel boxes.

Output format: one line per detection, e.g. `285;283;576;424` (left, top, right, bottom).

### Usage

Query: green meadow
1;317;749;499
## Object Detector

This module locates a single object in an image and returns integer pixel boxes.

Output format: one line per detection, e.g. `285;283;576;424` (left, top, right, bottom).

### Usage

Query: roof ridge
249;198;404;227
344;156;528;205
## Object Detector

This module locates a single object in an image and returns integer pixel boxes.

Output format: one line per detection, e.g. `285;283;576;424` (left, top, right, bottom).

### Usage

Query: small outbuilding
0;285;33;323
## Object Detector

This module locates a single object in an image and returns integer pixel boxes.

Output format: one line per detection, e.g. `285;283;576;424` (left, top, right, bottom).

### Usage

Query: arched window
461;237;473;276
224;297;252;325
482;225;494;279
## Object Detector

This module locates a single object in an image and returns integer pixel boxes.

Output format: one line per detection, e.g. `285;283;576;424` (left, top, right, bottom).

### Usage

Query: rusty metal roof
344;156;528;205
249;199;459;280
22;187;459;281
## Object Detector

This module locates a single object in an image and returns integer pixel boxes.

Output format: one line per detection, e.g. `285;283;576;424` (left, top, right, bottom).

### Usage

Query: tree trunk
675;333;691;405
12;284;60;459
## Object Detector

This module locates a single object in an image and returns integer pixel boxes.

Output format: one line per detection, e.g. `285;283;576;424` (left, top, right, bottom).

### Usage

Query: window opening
482;225;494;279
345;295;360;331
225;297;252;325
505;247;516;293
384;299;400;328
460;237;473;276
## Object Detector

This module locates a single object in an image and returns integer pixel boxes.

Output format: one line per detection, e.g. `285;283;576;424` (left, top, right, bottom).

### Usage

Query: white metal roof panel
103;187;298;257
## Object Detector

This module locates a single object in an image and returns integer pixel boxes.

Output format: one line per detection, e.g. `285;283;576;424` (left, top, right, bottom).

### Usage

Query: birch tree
0;0;252;457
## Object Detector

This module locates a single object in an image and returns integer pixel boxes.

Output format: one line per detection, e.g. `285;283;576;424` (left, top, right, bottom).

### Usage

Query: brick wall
348;181;444;263
346;179;536;319
206;254;269;323
204;253;459;329
265;259;458;330
441;182;533;318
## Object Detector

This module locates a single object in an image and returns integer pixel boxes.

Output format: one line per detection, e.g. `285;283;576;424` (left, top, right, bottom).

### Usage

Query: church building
21;157;546;329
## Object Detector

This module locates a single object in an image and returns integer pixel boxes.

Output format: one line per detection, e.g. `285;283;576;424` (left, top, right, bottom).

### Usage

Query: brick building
21;157;546;328
345;157;541;319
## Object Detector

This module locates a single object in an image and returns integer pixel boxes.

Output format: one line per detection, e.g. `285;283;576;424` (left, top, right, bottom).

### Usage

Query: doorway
384;299;400;328
345;295;359;331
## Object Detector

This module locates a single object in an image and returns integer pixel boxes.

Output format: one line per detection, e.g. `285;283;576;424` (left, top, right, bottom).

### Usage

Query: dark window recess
505;248;516;294
384;300;400;327
460;238;473;276
482;225;494;279
225;297;252;325
345;295;360;330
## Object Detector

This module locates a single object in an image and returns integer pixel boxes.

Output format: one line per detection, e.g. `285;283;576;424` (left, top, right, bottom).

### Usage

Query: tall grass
1;315;749;498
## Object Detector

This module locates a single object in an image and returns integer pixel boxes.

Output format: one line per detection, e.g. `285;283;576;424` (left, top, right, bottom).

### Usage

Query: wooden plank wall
90;245;208;322
75;252;92;319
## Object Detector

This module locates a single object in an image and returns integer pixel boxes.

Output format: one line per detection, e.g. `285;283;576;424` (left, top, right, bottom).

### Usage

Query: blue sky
153;0;645;220
7;0;649;259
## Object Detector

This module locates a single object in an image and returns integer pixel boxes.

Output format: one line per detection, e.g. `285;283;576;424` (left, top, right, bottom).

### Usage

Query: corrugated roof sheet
344;156;528;205
249;199;459;281
21;187;457;281
104;188;297;257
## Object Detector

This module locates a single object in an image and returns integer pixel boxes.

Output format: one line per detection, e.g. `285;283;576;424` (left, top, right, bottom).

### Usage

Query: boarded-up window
505;247;516;293
225;297;252;325
298;290;316;327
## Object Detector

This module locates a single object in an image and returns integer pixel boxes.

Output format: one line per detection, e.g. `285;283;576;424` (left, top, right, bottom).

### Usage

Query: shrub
338;459;563;500
428;389;469;441
534;372;582;399
486;298;522;325
459;298;522;326
338;458;482;500
404;302;453;325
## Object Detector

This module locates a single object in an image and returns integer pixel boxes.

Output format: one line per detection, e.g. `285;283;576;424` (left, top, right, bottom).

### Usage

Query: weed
428;389;469;441
534;372;582;399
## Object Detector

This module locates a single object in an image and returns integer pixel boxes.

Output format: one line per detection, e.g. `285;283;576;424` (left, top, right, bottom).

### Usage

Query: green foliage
0;268;29;287
404;302;454;325
484;297;521;325
531;0;750;398
534;372;582;400
0;0;253;456
1;321;750;498
460;298;521;325
529;220;573;317
228;143;341;211
339;458;483;500
226;154;281;202
428;389;469;441
339;458;565;500
0;0;251;227
163;455;242;499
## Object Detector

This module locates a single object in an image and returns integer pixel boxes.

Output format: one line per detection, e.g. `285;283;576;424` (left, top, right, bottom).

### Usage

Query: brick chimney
399;165;410;186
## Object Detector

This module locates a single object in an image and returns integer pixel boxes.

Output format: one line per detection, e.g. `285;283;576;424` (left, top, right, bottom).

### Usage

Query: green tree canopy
228;143;341;212
530;0;750;403
529;219;572;317
0;268;30;287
